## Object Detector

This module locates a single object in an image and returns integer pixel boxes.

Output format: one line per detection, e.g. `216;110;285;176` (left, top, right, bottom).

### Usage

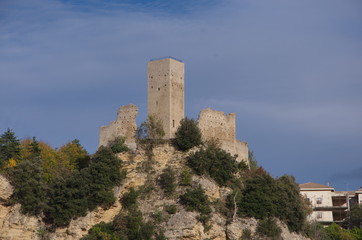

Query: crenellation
198;108;248;163
99;58;248;165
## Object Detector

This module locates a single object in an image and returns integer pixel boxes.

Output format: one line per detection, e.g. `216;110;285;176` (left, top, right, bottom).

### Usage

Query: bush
179;168;192;186
173;118;202;151
187;143;238;186
109;137;129;154
158;167;176;196
179;185;211;215
256;218;282;240
165;204;177;215
121;187;139;210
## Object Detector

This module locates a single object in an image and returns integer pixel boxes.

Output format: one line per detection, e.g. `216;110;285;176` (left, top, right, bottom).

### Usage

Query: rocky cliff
0;145;310;240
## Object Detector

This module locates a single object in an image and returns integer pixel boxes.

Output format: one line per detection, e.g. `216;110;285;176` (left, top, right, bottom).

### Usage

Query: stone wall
198;108;248;163
148;58;184;139
99;104;138;150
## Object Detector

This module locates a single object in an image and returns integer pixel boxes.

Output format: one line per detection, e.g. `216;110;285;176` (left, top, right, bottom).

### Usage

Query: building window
158;88;160;91
317;212;323;219
316;197;322;204
173;120;175;128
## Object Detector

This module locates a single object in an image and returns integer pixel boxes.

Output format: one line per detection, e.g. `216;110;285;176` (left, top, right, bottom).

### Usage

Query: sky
1;0;361;190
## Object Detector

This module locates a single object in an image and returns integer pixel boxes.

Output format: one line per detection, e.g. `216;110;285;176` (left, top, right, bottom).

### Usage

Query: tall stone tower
148;57;184;139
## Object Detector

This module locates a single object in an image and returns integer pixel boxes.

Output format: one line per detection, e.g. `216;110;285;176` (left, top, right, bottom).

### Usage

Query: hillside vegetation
1;122;361;239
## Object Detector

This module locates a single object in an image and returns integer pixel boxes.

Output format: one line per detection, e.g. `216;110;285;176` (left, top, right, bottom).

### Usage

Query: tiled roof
299;182;334;190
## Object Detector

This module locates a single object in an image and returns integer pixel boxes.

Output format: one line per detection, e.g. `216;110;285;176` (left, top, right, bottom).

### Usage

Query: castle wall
198;108;248;163
148;58;184;139
99;104;138;150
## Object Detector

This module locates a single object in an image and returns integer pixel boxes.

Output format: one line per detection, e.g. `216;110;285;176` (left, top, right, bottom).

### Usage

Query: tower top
149;56;183;63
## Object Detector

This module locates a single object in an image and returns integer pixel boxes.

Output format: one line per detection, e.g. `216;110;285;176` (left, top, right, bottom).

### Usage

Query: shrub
109;137;129;154
179;168;192;186
173;118;202;151
121;187;139;210
240;228;252;240
179;185;211;215
165;204;177;215
256;218;282;240
158;167;176;196
187;143;238;186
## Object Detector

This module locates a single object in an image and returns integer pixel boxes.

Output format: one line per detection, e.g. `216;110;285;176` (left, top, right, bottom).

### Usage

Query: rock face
0;174;13;201
0;146;310;240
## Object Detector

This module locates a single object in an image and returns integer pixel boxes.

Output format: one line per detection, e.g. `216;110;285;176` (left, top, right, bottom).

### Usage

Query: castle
99;57;248;163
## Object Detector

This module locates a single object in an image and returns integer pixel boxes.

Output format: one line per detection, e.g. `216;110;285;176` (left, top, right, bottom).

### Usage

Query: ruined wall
99;104;138;150
148;58;184;139
198;108;248;163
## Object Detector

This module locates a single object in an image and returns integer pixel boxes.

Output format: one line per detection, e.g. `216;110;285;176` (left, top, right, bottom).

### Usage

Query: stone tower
148;57;185;139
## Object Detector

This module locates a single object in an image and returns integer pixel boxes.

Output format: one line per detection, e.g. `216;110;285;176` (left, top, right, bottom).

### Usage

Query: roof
299;182;334;191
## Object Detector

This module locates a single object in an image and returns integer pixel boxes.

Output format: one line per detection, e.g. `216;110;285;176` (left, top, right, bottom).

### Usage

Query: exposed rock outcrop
0;145;310;240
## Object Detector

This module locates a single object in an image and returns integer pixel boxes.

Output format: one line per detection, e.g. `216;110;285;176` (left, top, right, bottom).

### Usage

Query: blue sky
1;0;361;190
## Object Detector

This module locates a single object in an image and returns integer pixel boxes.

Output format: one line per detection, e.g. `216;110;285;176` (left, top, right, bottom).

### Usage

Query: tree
248;150;258;170
28;137;41;160
109;136;129;154
173;117;202;151
0;129;20;167
137;115;165;145
8;159;47;215
187;143;238;186
349;204;362;228
58;139;89;170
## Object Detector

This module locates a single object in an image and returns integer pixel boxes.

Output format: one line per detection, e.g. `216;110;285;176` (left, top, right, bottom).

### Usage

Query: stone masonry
148;58;185;139
99;58;248;165
99;104;138;150
198;108;248;163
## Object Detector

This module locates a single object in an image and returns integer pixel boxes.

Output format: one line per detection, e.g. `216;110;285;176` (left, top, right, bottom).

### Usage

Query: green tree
158;167;176;196
137;115;165;146
173;117;202;151
8;160;47;215
179;185;211;215
248;150;258;170
187;143;238;186
276;175;309;232
0;129;20;167
349;204;362;228
109;137;129;154
28;137;41;160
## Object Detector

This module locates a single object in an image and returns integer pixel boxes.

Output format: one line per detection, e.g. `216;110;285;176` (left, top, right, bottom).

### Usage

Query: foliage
0;129;20;168
304;221;331;240
80;221;118;240
45;147;123;227
240;228;252;240
111;208;156;240
179;185;211;215
58;139;89;170
275;175;310;232
256;218;282;240
179;168;192;186
349;204;362;229
325;223;355;240
158;167;176;196
236;173;309;233
173;117;202;151
8;159;47;215
109;137;129;154
165;204;177;215
187;143;238;186
121;187;139;210
248;150;258;170
137;115;165;145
